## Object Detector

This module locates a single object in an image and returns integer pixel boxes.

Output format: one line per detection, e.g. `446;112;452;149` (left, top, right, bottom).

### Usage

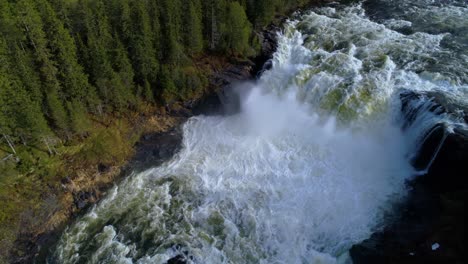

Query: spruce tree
37;0;93;103
255;0;277;28
159;0;183;64
128;0;159;86
1;38;51;144
202;0;227;51
183;0;204;55
15;0;69;132
224;2;252;55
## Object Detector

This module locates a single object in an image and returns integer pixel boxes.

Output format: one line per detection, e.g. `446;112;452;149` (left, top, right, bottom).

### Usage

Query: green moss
318;83;382;123
294;67;321;86
207;211;225;238
199;231;215;244
320;89;345;112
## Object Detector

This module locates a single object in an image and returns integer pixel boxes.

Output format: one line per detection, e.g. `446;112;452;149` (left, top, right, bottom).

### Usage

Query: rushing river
49;0;468;263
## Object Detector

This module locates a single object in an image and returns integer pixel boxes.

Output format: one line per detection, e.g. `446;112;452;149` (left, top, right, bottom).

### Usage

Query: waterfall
50;1;467;263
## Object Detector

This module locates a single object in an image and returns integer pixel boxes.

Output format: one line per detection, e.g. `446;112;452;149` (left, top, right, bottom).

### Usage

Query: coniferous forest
0;0;312;261
1;0;308;144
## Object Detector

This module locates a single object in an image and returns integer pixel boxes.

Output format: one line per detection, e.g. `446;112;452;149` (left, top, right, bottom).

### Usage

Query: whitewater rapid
50;1;467;263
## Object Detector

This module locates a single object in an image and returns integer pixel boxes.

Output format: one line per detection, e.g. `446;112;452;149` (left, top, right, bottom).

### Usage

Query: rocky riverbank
350;91;467;264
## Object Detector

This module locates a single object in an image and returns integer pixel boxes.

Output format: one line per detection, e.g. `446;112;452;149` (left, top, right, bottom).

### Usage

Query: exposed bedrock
351;90;467;264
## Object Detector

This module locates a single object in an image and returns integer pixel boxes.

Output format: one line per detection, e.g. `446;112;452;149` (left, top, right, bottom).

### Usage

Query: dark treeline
0;0;309;149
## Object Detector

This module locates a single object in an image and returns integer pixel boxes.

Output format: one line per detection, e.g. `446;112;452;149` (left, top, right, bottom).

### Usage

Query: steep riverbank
350;92;468;264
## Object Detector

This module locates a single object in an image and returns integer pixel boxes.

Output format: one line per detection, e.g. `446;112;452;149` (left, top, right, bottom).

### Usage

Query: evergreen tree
0;39;13;138
81;0;124;112
183;0;204;55
128;0;159;86
15;0;69;132
159;0;183;64
112;37;137;105
0;38;51;144
202;0;227;51
37;0;93;104
147;0;162;61
0;0;43;104
160;66;178;103
67;100;91;135
224;2;252;55
254;0;277;28
11;44;44;104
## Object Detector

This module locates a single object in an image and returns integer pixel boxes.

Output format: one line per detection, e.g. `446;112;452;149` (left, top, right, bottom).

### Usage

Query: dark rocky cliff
351;91;467;264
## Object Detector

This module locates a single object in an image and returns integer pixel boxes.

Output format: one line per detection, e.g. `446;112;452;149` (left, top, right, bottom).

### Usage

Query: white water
51;2;468;264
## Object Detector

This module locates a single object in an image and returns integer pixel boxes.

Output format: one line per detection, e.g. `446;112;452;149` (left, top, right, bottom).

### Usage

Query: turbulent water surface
49;0;467;263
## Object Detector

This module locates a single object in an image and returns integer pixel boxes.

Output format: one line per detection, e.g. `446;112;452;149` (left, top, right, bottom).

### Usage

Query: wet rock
411;124;445;170
191;91;225;116
399;91;445;130
423;127;468;193
400;90;468;192
166;255;187;264
168;105;192;118
61;176;71;184
259;25;279;59
129;129;184;173
351;91;468;264
73;191;95;210
214;63;253;85
97;163;110;173
251;25;280;75
400;90;467;128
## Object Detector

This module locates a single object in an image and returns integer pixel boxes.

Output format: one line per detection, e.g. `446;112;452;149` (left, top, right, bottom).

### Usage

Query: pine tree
37;0;93;104
160;66;178;103
183;0;204;55
15;0;69;132
159;0;183;64
224;2;252;55
254;0;277;28
10;44;44;104
147;0;162;61
81;0;123;112
0;0;43;104
0;38;51;144
202;0;227;51
128;0;159;86
67;100;90;135
112;37;137;105
0;40;13;139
